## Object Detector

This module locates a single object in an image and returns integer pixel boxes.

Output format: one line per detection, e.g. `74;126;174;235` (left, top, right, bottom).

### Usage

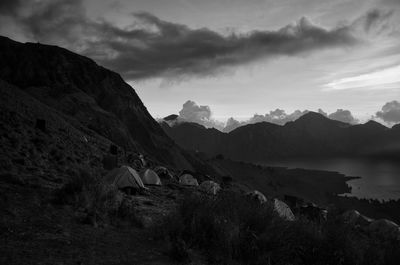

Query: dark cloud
376;100;400;124
0;0;21;15
328;109;358;124
350;8;394;37
363;9;393;32
0;0;363;80
381;0;400;6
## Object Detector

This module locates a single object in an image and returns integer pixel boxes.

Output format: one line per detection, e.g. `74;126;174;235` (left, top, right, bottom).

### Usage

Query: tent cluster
104;165;221;195
105;164;400;241
105;166;162;192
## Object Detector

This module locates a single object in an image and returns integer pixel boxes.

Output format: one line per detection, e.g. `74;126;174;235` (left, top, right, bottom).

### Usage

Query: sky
0;0;399;129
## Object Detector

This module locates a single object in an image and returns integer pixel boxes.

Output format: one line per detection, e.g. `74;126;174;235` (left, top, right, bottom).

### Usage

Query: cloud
324;64;400;91
0;0;21;15
381;0;400;7
178;100;224;130
223;109;311;132
328;109;358;124
249;109;310;125
376;100;400;124
351;9;394;34
0;0;362;80
223;117;243;132
317;108;328;117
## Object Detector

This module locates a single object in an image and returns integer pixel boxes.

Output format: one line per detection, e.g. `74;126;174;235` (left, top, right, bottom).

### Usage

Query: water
263;157;400;201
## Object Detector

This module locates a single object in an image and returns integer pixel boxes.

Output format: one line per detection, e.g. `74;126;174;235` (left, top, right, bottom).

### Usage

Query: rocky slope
0;36;192;169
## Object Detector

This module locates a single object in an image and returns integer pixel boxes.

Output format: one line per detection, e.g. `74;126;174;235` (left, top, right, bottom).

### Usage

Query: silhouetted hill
163;112;400;162
288;111;349;129
0;36;193;169
163;114;179;121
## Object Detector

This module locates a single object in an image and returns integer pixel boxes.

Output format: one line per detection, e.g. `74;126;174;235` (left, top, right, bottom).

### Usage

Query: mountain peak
292;111;346;126
163;114;179;121
296;111;327;121
363;120;387;129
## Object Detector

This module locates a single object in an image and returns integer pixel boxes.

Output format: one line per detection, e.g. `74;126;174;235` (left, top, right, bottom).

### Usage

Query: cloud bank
376;100;400;124
0;0;383;81
328;109;359;124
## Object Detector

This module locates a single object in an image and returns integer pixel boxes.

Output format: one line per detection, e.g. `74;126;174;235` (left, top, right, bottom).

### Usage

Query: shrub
158;191;400;265
54;167;139;226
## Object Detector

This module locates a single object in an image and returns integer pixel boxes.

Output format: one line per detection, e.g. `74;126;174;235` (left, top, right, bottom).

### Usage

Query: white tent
179;174;199;186
105;166;145;189
273;199;295;221
200;181;221;195
140;169;162;185
368;219;400;240
342;210;373;226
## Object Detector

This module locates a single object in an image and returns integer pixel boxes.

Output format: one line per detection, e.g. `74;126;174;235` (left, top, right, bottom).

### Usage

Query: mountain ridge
162;111;399;162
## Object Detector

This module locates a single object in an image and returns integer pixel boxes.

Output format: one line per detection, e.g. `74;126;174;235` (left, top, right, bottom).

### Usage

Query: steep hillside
0;36;191;169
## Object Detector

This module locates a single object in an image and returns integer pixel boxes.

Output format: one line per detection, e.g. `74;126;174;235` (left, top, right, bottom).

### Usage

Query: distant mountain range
161;112;400;162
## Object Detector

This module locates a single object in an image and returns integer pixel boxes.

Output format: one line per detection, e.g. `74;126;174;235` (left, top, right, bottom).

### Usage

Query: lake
263;157;400;201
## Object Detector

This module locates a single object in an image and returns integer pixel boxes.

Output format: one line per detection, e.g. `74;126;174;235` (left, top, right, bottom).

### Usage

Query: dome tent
273;198;295;221
368;219;400;240
200;180;221;195
246;190;267;204
179;174;199;186
105;166;145;190
140;169;162;185
342;210;373;226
